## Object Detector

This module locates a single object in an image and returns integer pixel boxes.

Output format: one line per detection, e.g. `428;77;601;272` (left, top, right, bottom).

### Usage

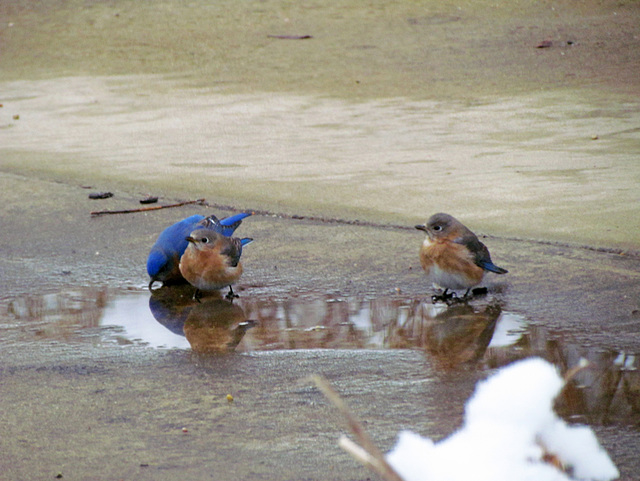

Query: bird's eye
200;237;209;243
432;225;442;231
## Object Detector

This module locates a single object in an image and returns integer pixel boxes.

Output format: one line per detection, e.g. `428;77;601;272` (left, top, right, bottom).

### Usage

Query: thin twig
90;199;205;217
312;375;404;481
339;436;398;478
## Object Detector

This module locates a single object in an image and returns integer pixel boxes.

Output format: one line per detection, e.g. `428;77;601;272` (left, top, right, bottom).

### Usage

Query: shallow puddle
3;286;639;427
4;286;525;353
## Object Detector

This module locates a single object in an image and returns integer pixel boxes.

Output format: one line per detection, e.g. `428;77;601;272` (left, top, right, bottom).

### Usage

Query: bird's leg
471;287;488;297
193;289;202;303
431;289;456;304
460;287;488;301
225;286;239;301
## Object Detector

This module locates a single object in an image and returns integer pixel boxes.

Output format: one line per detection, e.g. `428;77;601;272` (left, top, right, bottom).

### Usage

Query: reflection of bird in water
147;212;252;289
184;297;254;353
415;213;508;303
149;284;196;335
423;302;502;370
149;286;254;353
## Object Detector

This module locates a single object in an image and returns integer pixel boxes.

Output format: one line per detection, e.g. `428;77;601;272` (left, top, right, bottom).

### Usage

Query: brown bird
179;229;252;301
415;213;507;301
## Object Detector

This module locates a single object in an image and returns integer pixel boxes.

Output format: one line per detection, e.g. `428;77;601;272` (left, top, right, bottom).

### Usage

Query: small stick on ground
312;375;404;481
91;199;206;217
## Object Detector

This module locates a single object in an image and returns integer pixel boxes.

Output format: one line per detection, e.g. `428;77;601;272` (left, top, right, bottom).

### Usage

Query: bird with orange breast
179;220;253;301
147;212;251;289
415;213;508;302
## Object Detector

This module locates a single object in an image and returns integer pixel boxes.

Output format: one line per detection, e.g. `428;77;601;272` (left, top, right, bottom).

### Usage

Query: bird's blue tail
478;261;508;274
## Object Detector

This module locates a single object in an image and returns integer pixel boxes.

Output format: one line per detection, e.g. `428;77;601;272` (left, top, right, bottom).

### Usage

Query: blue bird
147;212;251;289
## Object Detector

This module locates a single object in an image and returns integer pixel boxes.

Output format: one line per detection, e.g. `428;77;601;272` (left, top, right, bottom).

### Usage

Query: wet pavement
2;277;640;480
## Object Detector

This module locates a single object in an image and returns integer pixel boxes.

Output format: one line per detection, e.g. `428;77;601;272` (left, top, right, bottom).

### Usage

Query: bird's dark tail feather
479;261;508;274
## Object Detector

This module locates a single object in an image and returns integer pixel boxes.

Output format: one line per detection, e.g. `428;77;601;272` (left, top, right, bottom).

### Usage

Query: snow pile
386;357;619;481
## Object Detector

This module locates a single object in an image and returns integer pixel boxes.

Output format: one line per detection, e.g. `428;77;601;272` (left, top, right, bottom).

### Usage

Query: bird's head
185;229;223;251
415;213;460;240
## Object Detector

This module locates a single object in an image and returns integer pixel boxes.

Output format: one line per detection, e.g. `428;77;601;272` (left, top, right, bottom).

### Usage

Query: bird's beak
415;224;427;232
185;236;196;243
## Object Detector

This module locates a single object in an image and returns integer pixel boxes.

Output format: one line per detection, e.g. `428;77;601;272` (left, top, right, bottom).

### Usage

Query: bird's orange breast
420;238;484;286
179;245;242;291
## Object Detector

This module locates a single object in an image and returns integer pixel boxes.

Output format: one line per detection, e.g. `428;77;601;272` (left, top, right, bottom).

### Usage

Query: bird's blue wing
147;214;205;280
146;249;169;278
220;212;252;230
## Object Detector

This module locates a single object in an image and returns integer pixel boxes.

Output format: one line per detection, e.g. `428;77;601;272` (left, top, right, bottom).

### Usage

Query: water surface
4;287;639;428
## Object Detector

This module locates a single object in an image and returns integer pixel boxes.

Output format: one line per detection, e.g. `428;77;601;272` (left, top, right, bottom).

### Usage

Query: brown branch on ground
90;199;206;217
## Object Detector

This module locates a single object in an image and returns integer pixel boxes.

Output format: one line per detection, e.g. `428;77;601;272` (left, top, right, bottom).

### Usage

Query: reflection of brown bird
183;297;254;353
423;303;501;370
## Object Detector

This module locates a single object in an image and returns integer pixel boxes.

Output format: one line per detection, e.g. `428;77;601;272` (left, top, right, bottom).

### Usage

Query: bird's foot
431;289;457;304
434;287;488;305
225;287;239;301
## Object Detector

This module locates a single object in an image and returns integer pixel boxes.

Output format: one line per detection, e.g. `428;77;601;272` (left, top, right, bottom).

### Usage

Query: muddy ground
1;0;640;480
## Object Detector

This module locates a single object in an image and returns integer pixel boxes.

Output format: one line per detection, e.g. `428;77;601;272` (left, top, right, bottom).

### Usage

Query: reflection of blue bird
147;212;251;289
